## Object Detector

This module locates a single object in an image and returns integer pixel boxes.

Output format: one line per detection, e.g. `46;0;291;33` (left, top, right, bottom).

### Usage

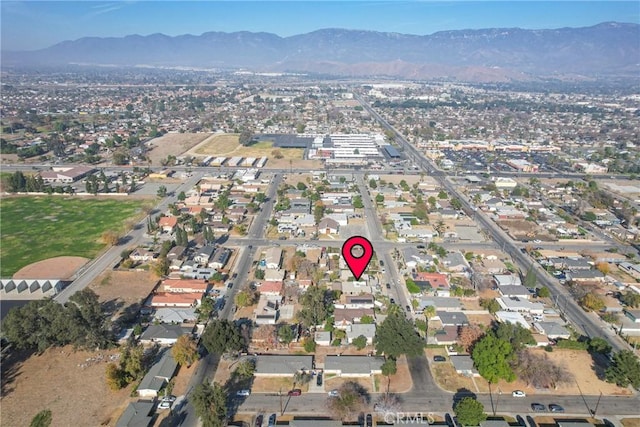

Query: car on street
268;414;277;427
390;298;395;304
316;372;323;386
417;244;425;249
549;404;564;413
254;414;263;427
237;389;251;396
379;260;384;266
512;390;526;397
405;305;411;312
328;389;339;397
288;389;302;396
433;355;446;362
366;414;373;427
386;283;391;289
531;403;546;412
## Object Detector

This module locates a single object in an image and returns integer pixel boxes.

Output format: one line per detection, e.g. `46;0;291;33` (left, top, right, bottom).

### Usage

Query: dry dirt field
1;345;131;427
13;256;89;279
426;347;631;396
146;132;210;165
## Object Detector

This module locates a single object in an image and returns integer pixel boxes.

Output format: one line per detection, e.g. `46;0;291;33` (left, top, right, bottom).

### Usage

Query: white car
328;389;339;397
158;400;172;410
512;390;526;398
237;389;251;396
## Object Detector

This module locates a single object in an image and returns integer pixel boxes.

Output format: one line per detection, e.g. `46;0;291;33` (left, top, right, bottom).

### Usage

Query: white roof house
497;297;544;314
264;247;283;269
495;311;530;329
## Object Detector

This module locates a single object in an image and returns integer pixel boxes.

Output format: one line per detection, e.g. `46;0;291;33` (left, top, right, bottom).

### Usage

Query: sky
1;1;639;51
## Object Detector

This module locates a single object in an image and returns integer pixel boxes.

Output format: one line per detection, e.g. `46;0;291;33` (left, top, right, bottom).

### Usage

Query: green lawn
0;197;146;277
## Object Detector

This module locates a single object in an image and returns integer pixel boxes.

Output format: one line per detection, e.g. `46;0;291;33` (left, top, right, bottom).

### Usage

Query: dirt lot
146;132;210;165
89;270;160;323
426;347;631;396
1;345;131;427
13;256;89;280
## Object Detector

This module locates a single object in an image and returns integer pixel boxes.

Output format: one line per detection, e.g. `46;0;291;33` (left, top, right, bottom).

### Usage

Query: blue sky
2;1;639;51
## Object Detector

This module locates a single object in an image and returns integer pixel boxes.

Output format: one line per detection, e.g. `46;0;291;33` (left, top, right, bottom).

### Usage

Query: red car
287;389;302;396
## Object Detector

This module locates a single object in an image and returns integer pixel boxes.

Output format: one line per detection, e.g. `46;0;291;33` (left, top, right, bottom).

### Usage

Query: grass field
193;133;304;160
0;197;146;277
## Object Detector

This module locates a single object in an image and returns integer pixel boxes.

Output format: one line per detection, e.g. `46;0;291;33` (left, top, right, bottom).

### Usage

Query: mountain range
2;22;639;82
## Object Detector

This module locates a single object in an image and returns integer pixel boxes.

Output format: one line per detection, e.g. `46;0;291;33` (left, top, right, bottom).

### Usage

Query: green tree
304;338;317;353
360;315;375;324
588;337;612;354
454;397;487;427
580;292;605;312
192;382;227;427
235;359;256;378
297;286;332;328
621;291;640;308
375;193;384;204
479;298;501;315
523;266;537;288
494;322;535;350
537;286;551;298
278;324;295;345
29;409;52;427
605;350;640;389
374;308;424;358
201;319;244;355
105;362;127;390
314;202;326;224
369;179;377;189
352;335;368;350
353;195;364;209
472;333;515;383
381;358;397;394
172;335;199;366
234;290;258;308
157;185;167;197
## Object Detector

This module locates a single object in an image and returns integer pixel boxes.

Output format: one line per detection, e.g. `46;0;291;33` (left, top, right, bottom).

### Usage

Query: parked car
162;395;176;402
531;403;546;412
366;414;373;427
512;390;526;397
390;298;396;304
288;389;302;396
549;404;565;413
158;400;172;410
433;355;446;362
316;372;323;386
386;283;391;289
405;305;411;312
268;414;277;427
237;389;251;396
255;414;263;427
379;260;384;266
328;389;339;397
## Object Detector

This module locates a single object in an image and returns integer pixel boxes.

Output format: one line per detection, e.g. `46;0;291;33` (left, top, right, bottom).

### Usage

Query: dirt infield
12;256;89;280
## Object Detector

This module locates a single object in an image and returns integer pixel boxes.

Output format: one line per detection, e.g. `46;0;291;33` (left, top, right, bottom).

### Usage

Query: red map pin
342;236;374;281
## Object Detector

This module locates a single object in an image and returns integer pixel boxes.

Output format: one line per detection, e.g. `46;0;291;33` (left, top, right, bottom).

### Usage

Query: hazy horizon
2;1;639;52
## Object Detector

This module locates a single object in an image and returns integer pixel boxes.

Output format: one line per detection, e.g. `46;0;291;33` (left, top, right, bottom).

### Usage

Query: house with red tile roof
259;280;283;296
149;292;202;308
158;216;178;233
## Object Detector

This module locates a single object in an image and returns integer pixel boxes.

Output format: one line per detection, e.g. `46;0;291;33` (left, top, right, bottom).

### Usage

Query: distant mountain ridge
3;22;639;82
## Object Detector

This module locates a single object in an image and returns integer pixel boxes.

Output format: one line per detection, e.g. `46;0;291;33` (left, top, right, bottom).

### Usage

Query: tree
588;337;612;355
375;193;384;204
353;195;364;209
352;335;368;350
423;305;436;320
537;286;551;298
235;359;256;378
105;362;127;390
303;338;317;353
369;179;378;189
178;191;186;202
157;185;167;197
580;292;605;312
605;350;640;389
254;269;265;280
297;286;332;328
513;349;573;389
30;410;52;427
66;288;114;350
101;230;120;245
192;382;227;427
360;315;375;324
454;397;486;427
494;322;535;350
374;308;424;359
621;291;640;308
201;319;244;355
523;266;537;288
314;202;326;225
253;325;277;349
458;325;485;353
472;333;515;383
172;335;199;367
381;358;397;394
278;324;295;345
326;381;369;421
479;298;500;314
234;290;258;308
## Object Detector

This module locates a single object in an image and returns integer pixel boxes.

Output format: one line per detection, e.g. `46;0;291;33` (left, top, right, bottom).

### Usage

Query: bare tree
513;349;573;389
326;381;369;421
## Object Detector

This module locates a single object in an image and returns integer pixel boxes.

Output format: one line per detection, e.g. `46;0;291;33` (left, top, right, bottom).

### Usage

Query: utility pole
279;388;284;415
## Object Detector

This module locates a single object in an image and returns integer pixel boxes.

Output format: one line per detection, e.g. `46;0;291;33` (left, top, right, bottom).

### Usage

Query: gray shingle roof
255;355;313;375
324;355;384;375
